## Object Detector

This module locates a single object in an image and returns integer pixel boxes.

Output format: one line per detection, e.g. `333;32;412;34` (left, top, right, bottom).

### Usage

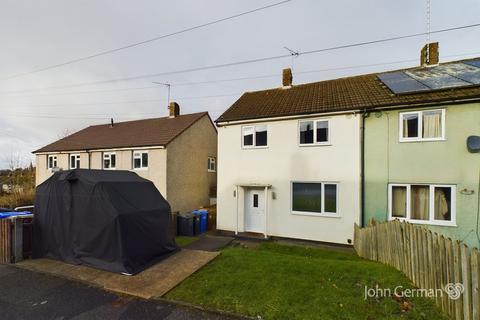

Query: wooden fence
0;219;12;263
354;220;480;320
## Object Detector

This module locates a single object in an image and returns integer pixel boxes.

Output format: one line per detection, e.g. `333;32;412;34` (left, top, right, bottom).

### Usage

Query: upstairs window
103;152;116;169
242;125;268;148
388;184;455;226
47;155;57;170
207;157;216;172
299;120;330;145
69;154;81;169
400;109;445;142
133;151;148;169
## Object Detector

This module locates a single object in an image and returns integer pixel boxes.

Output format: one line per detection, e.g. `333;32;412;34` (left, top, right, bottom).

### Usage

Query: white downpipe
264;186;268;239
235;186;239;235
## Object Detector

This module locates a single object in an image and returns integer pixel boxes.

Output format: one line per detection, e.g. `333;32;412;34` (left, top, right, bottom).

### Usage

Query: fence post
471;249;480;320
461;244;472;320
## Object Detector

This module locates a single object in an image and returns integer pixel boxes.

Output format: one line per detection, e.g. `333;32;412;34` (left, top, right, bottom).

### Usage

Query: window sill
292;211;340;218
298;142;332;147
390;217;456;227
399;138;446;143
208;170;216;173
242;146;269;150
133;168;148;171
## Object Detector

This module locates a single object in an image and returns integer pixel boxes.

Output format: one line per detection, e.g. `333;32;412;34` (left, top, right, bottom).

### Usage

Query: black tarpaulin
33;169;178;275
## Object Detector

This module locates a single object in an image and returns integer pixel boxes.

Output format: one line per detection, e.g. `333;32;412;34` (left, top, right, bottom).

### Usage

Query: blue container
0;211;31;219
192;210;208;234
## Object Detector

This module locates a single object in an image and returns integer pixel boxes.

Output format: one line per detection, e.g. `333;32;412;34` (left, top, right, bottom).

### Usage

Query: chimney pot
169;102;180;118
420;42;439;67
110;118;114;128
282;68;293;87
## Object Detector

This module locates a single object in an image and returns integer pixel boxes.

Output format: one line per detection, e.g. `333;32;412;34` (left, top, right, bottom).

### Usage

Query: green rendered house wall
364;102;480;247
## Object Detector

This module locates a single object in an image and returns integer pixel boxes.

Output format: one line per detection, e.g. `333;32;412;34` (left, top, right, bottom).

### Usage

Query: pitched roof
216;59;480;123
34;112;209;153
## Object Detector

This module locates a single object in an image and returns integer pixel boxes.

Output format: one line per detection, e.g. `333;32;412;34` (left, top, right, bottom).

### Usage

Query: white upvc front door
244;188;265;233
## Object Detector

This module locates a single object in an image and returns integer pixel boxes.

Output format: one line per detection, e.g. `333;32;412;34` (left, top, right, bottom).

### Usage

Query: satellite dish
467;136;480;153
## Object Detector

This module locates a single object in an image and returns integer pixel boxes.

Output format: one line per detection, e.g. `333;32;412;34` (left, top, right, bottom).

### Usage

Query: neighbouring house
364;43;480;247
216;43;480;245
33;103;217;212
216;68;362;244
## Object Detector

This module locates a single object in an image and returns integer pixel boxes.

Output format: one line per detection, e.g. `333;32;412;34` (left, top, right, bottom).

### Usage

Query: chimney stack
169;102;180;118
420;42;439;67
282;68;293;87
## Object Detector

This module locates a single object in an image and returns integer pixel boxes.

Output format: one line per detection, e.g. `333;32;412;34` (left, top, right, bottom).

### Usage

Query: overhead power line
2;21;479;93
1;50;479;98
0;0;291;81
2;92;243;109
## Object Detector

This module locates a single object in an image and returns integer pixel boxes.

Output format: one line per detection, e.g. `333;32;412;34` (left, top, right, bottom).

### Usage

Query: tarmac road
0;264;237;320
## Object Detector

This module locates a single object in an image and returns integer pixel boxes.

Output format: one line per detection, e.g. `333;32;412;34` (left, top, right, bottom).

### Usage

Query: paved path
184;235;234;252
0;265;237;320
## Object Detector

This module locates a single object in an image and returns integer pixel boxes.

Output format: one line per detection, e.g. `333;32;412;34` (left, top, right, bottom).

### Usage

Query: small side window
207;157;216;172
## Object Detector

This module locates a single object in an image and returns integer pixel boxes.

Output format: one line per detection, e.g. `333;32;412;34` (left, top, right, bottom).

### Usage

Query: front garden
166;242;446;319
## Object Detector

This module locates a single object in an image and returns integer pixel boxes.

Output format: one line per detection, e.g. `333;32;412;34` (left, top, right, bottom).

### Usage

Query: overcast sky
0;0;479;169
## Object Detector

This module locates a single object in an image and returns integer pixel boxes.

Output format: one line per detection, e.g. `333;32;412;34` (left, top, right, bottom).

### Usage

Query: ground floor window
291;182;338;216
388;183;455;226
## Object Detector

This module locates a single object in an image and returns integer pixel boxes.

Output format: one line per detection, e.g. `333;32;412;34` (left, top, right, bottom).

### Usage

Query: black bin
193;214;201;236
178;213;195;236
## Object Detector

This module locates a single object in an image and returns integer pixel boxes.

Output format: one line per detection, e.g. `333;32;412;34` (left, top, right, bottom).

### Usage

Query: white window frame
241;125;268;149
207;157;216;172
290;181;340;217
399;109;446;142
103;152;116;170
47;155;57;170
132;151;148;170
69;154;81;169
388;183;456;226
298;119;331;146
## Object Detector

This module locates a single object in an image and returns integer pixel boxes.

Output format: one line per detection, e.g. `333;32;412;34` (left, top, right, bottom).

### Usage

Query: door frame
235;184;270;238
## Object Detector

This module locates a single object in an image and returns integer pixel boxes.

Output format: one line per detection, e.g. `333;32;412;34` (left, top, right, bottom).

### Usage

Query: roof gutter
33;145;166;155
216;109;360;127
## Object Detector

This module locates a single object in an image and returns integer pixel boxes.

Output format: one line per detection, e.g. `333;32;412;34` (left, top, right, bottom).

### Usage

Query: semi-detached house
33;103;217;213
216;43;480;245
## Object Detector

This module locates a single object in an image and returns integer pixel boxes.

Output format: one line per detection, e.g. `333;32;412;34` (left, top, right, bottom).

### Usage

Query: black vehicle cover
33;169;178;274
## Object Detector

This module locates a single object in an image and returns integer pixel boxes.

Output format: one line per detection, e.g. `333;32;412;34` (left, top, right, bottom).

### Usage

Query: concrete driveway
17;249;218;299
0;264;238;320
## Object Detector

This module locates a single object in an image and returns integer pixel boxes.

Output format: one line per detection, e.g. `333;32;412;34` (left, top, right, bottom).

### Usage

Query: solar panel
464;59;480;68
437;63;480;84
406;68;469;89
378;60;480;94
377;71;430;94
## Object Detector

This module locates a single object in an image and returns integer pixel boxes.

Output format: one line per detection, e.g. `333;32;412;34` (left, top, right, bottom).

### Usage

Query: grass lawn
175;236;198;247
166;242;446;320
